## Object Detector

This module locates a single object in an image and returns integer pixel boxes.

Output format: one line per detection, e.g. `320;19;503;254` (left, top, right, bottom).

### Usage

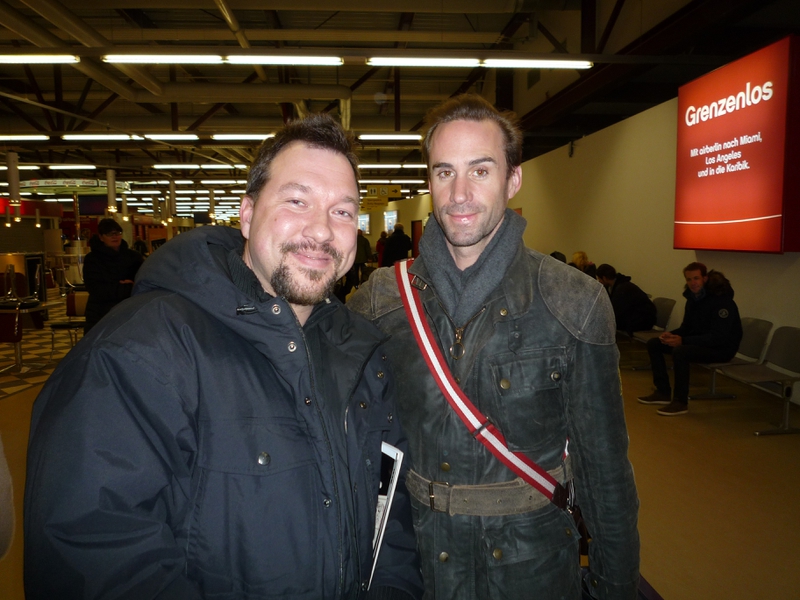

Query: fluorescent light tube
226;55;342;66
105;55;222;64
0;54;78;64
482;59;593;70
368;57;479;68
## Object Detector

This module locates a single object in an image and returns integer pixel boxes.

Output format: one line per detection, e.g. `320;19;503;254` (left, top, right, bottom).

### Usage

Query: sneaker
657;401;688;416
637;391;671;405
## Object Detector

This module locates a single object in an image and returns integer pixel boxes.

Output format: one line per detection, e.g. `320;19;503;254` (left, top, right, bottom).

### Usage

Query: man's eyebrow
276;182;311;195
431;157;497;170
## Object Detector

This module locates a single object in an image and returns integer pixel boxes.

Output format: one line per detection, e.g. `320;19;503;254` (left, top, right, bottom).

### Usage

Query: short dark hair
97;218;122;235
683;261;707;277
421;94;522;179
245;113;359;199
596;264;617;280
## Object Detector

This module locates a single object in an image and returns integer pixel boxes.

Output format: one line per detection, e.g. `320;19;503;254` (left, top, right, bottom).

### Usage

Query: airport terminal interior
2;0;800;598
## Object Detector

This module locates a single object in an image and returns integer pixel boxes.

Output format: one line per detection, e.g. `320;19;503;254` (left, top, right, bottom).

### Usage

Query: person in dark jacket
639;262;742;416
24;114;423;600
596;263;657;334
82;218;144;333
381;223;412;267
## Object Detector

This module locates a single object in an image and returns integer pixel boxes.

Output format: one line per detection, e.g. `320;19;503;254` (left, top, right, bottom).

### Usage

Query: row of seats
622;298;800;436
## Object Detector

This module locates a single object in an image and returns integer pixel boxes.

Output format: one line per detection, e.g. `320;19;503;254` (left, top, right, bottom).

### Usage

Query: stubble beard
436;204;502;248
270;241;343;306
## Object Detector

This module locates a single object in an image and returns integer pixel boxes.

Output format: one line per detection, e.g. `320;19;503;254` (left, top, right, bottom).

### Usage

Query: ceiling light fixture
0;54;78;64
211;134;274;141
49;164;96;170
482;58;593;69
358;134;422;141
402;163;427;169
227;55;342;66
200;164;235;170
145;134;199;141
0;135;50;141
104;54;223;64
368;57;479;68
358;164;402;170
62;134;133;141
0;165;40;170
153;164;201;169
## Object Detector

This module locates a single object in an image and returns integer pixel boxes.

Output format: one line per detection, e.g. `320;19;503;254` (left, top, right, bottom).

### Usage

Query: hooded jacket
82;235;144;331
672;270;742;358
607;274;657;335
24;226;422;600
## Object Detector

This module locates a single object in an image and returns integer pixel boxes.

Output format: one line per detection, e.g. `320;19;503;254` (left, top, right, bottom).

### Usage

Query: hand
659;332;682;347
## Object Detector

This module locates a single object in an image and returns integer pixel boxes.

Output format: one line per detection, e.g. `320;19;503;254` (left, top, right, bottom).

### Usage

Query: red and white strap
395;259;568;508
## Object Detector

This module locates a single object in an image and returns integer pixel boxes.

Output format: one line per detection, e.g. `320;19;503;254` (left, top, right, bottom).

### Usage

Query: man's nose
302;209;334;243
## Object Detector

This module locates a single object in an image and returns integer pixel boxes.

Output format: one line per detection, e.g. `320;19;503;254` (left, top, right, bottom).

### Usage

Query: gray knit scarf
417;208;527;327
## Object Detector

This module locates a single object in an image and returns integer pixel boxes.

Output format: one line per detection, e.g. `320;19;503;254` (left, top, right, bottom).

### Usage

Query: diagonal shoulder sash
395;259;569;509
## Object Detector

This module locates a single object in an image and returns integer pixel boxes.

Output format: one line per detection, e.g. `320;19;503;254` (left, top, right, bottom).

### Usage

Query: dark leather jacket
349;244;640;600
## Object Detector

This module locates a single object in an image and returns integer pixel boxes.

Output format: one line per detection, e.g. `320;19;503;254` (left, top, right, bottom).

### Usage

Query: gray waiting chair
689;317;773;400
716;326;800;436
623;297;677;370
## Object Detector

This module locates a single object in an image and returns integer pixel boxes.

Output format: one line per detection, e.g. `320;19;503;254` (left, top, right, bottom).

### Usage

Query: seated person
596;264;657;334
571;250;597;278
638;263;742;416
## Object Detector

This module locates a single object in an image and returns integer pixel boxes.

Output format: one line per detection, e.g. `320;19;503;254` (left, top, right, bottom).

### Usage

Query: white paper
368;441;404;589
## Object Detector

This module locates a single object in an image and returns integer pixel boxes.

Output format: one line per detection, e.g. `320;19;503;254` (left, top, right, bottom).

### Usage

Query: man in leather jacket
25;114;422;600
349;95;639;599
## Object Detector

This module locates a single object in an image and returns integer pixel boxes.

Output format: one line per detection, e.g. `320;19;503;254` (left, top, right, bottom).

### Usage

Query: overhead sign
674;36;800;252
366;185;401;199
360;197;389;211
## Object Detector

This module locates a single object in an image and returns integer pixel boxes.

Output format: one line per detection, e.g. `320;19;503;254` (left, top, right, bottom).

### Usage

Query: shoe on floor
638;391;671;405
657;400;688;416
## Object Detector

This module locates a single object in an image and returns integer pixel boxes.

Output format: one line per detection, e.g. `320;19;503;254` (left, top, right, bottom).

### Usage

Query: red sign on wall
675;36;800;252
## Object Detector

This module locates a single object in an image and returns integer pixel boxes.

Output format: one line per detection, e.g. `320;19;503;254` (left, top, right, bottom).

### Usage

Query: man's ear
240;195;255;240
506;165;522;200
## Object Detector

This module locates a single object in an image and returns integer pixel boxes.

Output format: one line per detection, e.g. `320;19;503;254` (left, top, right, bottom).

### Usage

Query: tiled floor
0;289;79;400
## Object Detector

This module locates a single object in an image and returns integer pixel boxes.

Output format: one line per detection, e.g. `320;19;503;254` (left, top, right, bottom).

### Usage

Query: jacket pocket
187;417;323;597
487;348;567;453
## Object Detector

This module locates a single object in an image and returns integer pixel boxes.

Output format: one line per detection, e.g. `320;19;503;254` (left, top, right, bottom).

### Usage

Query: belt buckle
428;480;449;512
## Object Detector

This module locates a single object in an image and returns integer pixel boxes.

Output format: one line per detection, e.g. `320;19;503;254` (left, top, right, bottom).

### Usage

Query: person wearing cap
82;218;144;333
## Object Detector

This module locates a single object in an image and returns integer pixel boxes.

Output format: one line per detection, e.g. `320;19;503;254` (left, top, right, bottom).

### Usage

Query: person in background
349;94;639;600
82;218;144;334
571;250;597;279
24;114;422;600
639;263;742;416
0;434;13;561
343;229;372;296
596;263;657;335
376;230;388;266
132;235;149;257
381;223;413;267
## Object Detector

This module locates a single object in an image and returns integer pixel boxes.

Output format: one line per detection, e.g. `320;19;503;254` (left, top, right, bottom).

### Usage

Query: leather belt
405;465;570;517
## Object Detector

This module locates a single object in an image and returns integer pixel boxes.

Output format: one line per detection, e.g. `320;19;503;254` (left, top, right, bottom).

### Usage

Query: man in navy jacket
24;114;422;600
639;262;742;416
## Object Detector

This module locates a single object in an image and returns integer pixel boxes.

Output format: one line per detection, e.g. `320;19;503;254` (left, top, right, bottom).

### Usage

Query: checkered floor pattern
0;288;80;400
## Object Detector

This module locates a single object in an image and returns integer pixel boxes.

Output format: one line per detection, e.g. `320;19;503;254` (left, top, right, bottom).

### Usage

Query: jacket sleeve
557;287;640;600
24;342;202;600
366;349;424;600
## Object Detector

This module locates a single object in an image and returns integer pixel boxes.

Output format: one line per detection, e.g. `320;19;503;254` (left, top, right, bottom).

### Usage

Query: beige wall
516;97;800;335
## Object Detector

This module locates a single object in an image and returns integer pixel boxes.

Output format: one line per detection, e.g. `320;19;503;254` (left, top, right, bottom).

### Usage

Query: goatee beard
270;241;343;306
